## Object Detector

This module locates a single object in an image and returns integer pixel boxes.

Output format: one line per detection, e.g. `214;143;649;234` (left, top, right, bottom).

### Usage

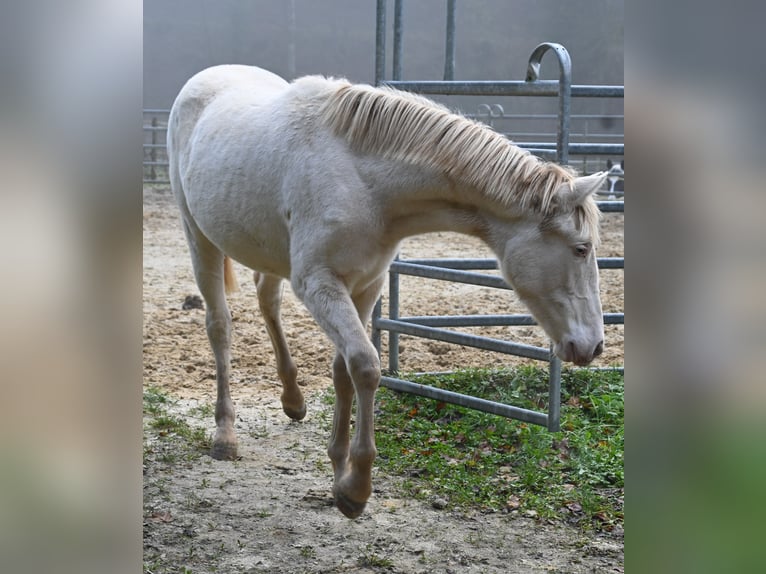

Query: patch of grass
299;545;317;559
143;385;212;464
188;403;214;418
357;545;394;569
143;385;171;415
372;366;623;531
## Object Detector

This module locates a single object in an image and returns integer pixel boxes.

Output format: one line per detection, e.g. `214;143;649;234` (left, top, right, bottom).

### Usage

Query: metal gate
370;0;624;431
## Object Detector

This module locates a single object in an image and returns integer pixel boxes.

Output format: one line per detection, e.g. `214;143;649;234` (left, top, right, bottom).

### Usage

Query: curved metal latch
525;42;573;166
526;42;571;83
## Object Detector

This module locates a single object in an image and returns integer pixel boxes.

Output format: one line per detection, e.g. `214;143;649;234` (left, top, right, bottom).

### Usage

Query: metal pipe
517;142;625;155
374;318;552;361
371;297;383;356
392;257;624;273
393;0;403;81
444;0;456;80
548;353;562;431
403;258;497;270
400;314;538;327
525;42;572;165
375;0;386;85
397;312;624;328
389;257;401;373
595;201;625;213
382;80;623;98
389;261;511;290
381;375;549;426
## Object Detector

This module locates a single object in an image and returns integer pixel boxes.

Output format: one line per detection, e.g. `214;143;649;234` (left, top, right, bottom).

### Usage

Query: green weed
371;366;623;531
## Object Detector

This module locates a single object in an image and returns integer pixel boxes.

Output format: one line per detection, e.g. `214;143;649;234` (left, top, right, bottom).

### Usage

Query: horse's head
494;173;607;366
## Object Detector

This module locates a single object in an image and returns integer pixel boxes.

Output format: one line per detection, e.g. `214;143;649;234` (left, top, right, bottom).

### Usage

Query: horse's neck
363;158;503;244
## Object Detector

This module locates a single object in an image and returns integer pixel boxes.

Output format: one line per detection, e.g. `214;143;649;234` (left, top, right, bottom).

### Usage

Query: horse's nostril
593;341;604;358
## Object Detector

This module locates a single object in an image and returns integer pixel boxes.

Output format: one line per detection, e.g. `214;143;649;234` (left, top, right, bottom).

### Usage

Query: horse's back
169;65;289;154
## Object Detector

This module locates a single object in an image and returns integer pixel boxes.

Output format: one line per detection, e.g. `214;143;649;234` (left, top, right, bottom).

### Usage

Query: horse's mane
319;81;599;244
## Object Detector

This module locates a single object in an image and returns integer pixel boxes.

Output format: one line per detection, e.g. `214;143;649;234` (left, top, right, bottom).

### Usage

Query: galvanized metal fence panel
143;109;170;184
371;0;624;431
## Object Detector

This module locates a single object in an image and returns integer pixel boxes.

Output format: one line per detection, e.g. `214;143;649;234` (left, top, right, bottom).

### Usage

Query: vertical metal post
375;0;387;85
393;0;404;80
444;0;456;80
526;43;572;165
374;0;389;369
287;0;296;78
526;43;573;430
388;265;401;374
547;352;562;432
150;116;157;181
372;297;383;358
555;50;572;166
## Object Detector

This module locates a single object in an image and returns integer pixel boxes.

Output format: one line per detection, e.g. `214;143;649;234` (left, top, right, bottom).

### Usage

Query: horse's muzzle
558;339;604;366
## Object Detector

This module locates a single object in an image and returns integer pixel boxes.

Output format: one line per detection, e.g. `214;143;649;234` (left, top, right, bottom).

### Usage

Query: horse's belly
200;211;292;278
226;237;291;278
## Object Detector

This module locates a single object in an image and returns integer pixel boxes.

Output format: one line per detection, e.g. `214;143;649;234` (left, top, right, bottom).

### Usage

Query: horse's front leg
328;351;353;478
295;272;383;519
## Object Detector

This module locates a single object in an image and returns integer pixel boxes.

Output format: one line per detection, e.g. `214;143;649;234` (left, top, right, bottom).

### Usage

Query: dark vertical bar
150;116;157;181
393;0;403;80
388;263;400;374
555;47;572;166
372;297;382;357
444;0;456;80
525;43;572;165
548;352;562;432
375;0;387;85
287;0;296;78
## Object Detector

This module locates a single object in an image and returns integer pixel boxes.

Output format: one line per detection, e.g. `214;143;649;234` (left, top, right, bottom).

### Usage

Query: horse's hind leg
181;219;238;460
253;271;306;421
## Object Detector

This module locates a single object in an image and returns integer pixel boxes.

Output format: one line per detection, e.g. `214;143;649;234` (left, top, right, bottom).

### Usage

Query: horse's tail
224;256;239;295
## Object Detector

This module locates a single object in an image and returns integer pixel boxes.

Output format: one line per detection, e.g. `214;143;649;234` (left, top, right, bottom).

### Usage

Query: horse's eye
574;243;590;258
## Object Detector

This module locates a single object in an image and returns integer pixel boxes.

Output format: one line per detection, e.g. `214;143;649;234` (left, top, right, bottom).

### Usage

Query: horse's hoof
210;441;238;461
333;490;367;519
283;403;307;421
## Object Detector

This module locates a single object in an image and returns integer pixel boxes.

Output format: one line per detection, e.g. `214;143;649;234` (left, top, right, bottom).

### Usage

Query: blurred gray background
143;0;623;114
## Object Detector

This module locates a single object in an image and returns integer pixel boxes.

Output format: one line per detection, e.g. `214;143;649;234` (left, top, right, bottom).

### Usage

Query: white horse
168;65;606;519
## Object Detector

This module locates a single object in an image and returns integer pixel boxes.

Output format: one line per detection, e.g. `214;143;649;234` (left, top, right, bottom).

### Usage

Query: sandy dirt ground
143;184;624;573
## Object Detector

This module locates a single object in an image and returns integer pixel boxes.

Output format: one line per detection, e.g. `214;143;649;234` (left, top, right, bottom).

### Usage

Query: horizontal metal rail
393;256;623;274
396;312;624;328
518;142;624;155
470;112;624;121
383;80;624;98
380;375;549;426
390;261;510;289
595;201;625;213
374;318;551;361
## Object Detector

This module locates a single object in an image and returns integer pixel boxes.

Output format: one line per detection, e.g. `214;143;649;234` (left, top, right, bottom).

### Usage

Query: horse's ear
607;159;613;169
562;172;606;206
